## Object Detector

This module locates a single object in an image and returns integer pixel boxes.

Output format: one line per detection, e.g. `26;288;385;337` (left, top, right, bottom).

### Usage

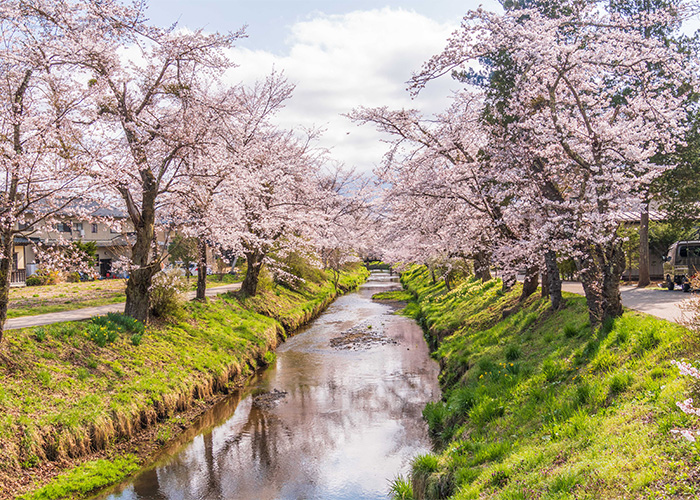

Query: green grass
6;295;127;318
394;265;700;500
372;290;414;301
2;263;368;499
18;455;139;500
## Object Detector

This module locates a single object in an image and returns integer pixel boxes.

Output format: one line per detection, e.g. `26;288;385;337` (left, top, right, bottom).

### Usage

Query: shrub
150;269;188;319
25;275;43;286
66;272;81;283
130;333;143;346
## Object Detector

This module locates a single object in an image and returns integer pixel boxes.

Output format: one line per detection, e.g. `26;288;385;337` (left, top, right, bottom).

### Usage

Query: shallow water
96;271;440;500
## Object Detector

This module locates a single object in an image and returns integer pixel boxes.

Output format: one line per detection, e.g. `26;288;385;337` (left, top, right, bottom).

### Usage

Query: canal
95;271;440;500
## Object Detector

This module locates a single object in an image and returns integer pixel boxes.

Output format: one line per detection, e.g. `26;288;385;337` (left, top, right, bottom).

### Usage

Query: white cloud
224;8;462;172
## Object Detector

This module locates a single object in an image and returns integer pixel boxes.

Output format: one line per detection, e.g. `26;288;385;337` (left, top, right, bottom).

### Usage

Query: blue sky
142;1;699;173
139;1;504;172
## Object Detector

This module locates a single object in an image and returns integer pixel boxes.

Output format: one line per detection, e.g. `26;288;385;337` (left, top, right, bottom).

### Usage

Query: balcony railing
11;269;26;284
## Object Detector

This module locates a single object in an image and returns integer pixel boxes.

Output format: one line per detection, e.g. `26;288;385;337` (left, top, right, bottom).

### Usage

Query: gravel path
5;283;241;331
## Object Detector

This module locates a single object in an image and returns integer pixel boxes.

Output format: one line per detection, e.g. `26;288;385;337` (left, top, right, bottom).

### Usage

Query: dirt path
561;281;691;323
5;283;241;330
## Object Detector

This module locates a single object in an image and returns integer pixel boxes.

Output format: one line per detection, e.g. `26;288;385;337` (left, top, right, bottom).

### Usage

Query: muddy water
96;271;440;500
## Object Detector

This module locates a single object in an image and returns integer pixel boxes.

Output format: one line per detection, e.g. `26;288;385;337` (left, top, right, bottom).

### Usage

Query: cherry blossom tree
69;12;244;320
0;0;111;340
412;2;696;325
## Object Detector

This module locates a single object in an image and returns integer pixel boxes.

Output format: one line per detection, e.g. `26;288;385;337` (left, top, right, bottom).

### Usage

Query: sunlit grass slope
394;265;699;500
1;263;368;500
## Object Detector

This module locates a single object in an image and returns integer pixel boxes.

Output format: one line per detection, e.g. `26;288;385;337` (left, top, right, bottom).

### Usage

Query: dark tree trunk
474;251;492;282
0;228;14;342
544;250;563;310
638;200;650;287
540;271;549;299
519;265;539;302
241;251;264;296
577;241;625;327
444;271;452;291
123;182;159;322
196;238;207;301
502;272;516;293
430;265;437;284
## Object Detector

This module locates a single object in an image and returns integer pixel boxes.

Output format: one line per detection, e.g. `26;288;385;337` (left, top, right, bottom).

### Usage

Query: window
91;223;98;233
73;222;83;232
110;227;119;234
18;222;30;230
55;222;71;232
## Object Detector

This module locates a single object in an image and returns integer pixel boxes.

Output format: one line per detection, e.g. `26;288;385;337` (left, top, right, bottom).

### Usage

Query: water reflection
97;272;440;500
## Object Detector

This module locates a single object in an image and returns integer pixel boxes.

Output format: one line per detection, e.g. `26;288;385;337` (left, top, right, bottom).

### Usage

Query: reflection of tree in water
102;277;440;500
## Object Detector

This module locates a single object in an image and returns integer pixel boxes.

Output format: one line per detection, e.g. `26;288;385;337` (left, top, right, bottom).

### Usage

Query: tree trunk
430;265;437;284
544;250;563;310
502;272;516;293
519;265;539;302
0;228;14;342
638;200;650;287
123;187;158;322
196;238;207;301
540;270;549;299
474;251;492;282
444;271;452;291
241;251;264;296
577;241;625;327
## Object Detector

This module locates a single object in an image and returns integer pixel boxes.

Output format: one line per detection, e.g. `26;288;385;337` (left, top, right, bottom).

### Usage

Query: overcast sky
143;1;699;174
142;1;504;173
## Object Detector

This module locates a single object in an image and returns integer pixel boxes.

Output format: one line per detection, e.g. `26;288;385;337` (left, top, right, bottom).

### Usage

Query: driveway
561;281;692;324
5;282;241;331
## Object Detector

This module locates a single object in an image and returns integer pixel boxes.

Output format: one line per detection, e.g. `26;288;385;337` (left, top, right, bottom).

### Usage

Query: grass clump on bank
0;263;368;500
397;265;699;500
372;290;414;302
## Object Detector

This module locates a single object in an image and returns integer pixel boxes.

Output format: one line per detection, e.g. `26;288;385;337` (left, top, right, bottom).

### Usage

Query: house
11;202;134;285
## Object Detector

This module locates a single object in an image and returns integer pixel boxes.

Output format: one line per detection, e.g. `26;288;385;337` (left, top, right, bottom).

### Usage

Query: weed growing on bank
395;265;700;500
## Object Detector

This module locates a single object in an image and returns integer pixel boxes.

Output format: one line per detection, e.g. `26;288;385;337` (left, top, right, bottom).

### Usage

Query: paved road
5;282;241;331
561;281;692;324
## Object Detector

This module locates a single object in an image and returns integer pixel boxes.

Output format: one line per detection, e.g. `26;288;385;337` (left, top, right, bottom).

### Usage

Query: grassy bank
0;263;368;500
7;276;242;319
396;265;699;500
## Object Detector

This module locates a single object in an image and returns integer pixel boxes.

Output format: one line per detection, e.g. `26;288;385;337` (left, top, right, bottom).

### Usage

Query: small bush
66;272;81;283
150;269;188;320
25;275;43;286
130;333;143;346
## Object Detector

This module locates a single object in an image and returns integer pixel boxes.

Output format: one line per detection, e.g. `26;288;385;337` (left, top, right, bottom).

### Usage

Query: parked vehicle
663;241;700;292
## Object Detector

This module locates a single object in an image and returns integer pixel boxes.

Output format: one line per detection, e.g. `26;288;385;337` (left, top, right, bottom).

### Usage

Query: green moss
394;265;698;500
